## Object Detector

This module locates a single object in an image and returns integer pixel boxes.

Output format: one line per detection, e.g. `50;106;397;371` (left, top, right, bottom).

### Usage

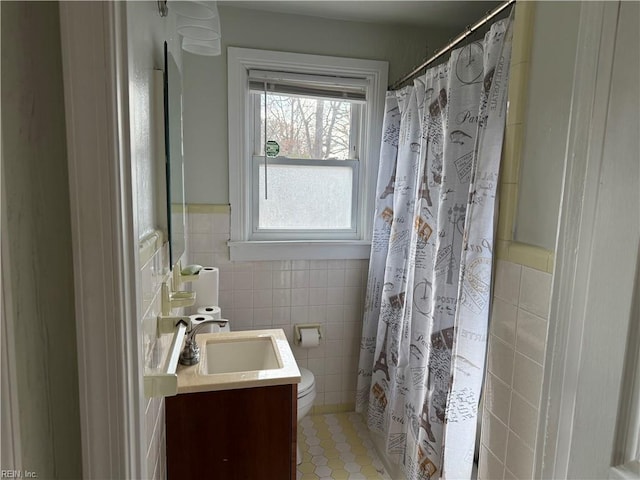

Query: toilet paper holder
293;324;322;345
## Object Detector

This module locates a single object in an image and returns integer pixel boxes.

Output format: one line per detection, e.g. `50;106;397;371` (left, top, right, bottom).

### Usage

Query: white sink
203;337;282;374
176;329;301;394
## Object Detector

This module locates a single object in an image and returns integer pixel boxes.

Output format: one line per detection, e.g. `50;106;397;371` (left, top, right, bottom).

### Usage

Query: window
228;48;388;260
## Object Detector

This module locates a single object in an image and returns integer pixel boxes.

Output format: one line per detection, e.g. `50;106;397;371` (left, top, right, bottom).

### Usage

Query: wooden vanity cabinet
165;383;297;479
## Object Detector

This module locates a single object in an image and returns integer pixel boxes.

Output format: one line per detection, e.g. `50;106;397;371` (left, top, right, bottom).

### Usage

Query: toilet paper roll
192;267;219;308
299;328;320;348
189;313;213;326
189;313;229;334
197;305;222;319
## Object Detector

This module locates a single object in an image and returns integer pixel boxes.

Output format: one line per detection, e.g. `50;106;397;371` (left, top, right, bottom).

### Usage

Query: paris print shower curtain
356;17;513;480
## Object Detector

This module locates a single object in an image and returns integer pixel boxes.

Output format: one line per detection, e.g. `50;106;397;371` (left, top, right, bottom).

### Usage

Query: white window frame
228;47;388;261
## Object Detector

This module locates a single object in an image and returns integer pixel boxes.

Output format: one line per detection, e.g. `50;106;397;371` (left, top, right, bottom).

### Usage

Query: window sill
228;240;371;261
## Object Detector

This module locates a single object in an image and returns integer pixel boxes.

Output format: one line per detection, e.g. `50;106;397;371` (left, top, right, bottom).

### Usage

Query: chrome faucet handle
179;319;230;366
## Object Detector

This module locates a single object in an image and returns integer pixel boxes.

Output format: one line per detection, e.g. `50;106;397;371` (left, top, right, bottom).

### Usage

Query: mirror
164;42;186;267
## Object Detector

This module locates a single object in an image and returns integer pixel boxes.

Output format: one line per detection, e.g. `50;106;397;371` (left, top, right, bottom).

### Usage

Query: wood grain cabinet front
166;383;297;479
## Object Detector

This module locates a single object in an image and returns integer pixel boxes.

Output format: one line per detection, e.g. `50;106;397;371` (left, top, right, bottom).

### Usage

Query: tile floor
297;412;392;480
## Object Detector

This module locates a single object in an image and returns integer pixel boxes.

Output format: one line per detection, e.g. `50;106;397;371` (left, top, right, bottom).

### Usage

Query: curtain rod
388;0;516;90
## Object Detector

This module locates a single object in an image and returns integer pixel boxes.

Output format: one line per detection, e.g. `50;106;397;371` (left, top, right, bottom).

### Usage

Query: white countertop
175;329;301;394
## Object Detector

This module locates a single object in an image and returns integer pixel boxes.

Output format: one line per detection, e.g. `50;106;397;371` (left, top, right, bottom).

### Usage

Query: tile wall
478;260;552;479
187;209;369;410
140;240;172;480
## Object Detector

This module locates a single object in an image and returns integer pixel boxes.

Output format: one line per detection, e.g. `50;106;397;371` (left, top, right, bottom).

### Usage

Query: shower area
354;1;515;479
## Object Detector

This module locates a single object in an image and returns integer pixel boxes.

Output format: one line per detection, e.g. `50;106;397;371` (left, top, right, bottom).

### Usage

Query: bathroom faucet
179;319;229;366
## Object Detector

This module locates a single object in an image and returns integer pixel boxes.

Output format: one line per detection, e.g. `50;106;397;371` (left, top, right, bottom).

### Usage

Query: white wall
187;210;368;409
1;2;81;477
514;1;581;250
182;5;458;205
126;1;180;240
479;2;583;477
124;2;181;477
478;260;552;479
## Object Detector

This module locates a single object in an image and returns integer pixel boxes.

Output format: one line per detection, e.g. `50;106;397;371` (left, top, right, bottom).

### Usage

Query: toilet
297;367;316;464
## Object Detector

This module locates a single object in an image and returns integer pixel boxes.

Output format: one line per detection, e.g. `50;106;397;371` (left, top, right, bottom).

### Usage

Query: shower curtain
356;17;513;480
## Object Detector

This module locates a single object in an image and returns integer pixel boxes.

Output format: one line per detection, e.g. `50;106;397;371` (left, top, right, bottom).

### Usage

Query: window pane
258;164;353;229
255;93;355;160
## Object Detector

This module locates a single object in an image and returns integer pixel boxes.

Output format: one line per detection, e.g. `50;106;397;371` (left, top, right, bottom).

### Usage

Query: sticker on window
265;140;280;157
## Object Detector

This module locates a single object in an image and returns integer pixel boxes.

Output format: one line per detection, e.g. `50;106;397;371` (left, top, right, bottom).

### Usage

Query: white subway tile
189;213;214;234
253;270;273;289
327;287;345;305
343;304;361;322
307;357;326;375
325;356;342;375
519;267;552;318
508;392;538;449
309;269;328;287
324;391;342;406
292;270;310;288
491;297;518;347
494;260;522;305
505;431;534;480
482;411;508;461
211;234;229;253
273;270;292;288
341;373;357;392
291;306;310;323
344;269;362;287
478;445;504;480
484;373;511;426
512;352;543;407
233;308;254;329
294;355;308;370
292;260;309;270
308;305;327;324
273;323;294;342
325;322;344;341
327;260;344;269
272;260;292;271
309;260;328;269
343;322;360;342
189;233;214;253
212;213;230;234
252;261;273;271
309;287;328;306
487;336;515;386
213;253;232;270
291;343;308;361
343;287;362;305
342;356;359;375
308;344;327;359
233;290;253;308
218;271;232;291
232;271;253;290
325;339;343;357
253;308;273;327
327;269;345;287
232;261;254;272
253;289;273;308
273;288;291;307
272;307;291;323
218;292;233;311
291;288;310;306
192;253;216;268
516;309;547;365
327;305;345;322
503;467;517;480
325;374;342;392
140;257;154;317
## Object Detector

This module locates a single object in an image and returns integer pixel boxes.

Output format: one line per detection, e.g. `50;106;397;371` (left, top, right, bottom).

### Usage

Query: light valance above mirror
158;1;223;56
